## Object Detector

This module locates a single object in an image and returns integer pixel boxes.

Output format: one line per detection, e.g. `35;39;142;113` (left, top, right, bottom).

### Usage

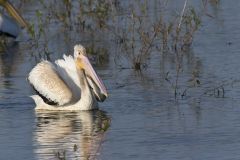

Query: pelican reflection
33;110;110;160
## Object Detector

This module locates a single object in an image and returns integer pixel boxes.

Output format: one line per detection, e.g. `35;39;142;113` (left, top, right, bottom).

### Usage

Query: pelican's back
28;61;72;105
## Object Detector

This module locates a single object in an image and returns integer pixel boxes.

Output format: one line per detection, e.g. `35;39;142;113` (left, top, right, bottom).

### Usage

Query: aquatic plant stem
174;0;188;99
178;0;188;30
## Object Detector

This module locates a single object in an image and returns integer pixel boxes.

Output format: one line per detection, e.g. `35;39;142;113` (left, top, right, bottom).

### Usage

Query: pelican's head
74;44;87;58
75;44;108;100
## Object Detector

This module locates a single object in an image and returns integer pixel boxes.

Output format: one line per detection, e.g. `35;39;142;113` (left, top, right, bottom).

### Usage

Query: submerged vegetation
7;0;222;100
114;0;202;71
18;0;203;64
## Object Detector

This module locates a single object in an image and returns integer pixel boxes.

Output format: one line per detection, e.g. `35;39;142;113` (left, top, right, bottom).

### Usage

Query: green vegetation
14;0;220;99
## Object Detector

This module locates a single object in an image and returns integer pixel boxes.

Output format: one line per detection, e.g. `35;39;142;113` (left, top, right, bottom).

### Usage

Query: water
1;0;240;159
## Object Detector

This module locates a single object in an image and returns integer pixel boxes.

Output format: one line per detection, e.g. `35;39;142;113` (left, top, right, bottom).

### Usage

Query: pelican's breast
28;61;72;105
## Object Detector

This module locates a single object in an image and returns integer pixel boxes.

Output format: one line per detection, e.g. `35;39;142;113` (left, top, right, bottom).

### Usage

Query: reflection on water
0;42;23;77
0;42;30;103
33;110;110;160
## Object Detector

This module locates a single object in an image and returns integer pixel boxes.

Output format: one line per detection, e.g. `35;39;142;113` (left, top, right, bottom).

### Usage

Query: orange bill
76;55;108;97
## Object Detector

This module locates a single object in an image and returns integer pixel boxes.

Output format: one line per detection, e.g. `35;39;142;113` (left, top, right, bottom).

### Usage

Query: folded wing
28;61;72;105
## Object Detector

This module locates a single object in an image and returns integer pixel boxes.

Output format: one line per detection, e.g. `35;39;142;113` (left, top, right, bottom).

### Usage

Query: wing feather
28;61;72;105
55;54;106;102
55;55;81;101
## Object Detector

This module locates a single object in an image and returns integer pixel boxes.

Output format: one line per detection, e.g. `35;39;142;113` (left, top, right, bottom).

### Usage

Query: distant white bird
28;44;108;111
0;0;27;38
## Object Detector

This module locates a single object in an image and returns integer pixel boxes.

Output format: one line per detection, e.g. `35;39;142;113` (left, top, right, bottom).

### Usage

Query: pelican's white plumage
28;44;108;111
55;55;81;101
28;60;73;105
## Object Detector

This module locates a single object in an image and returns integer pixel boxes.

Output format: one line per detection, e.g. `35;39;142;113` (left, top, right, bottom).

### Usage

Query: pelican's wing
28;61;72;105
55;55;81;100
55;54;106;102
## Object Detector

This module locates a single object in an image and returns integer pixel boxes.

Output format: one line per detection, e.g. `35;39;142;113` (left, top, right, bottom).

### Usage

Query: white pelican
28;44;108;111
0;0;27;38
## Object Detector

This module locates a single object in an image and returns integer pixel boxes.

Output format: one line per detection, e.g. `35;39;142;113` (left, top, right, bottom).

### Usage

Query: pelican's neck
77;69;98;110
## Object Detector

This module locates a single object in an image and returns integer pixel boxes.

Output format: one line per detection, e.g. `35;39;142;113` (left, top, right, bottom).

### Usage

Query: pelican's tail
30;95;44;109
